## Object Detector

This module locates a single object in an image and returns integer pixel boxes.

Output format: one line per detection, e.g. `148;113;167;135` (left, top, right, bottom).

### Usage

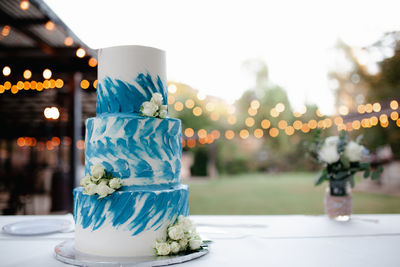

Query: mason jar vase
324;179;352;221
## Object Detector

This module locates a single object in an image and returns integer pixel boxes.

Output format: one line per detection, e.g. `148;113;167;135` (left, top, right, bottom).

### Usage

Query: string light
16;81;24;90
11;86;18;94
250;100;260;110
275;103;285;113
20;0;29;10
197;92;206;101
168;84;177;93
225;130;235;140
357;105;366;114
2;26;10;38
338;105;349;116
187;139;196;148
285;126;295;136
261;119;271;129
254;128;264;138
64;37;74;46
2;66;11;76
45;21;55;31
269;128;279;137
185;99;195;109
308;120;317;129
198;129;207;139
211;130;221;139
76;48;86;58
390;111;399;121
352;120;361;130
278;120;288;130
43;69;52;79
193;107;203;116
372;103;381;112
168;96;175;105
55;79;64;88
88;57;98;67
184;128;194;138
80;79;90;89
23;69;32;79
44;107;60;120
390;100;399;110
293;120;302;130
239;129;249;139
365;104;373;113
245;117;255;127
248;107;257;116
270;108;279;117
174;102;183;111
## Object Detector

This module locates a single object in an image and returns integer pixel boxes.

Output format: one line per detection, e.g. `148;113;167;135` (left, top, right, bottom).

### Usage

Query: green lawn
187;173;400;215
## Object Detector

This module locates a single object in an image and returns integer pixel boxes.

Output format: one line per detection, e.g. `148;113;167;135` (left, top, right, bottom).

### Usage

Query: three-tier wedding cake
73;45;189;257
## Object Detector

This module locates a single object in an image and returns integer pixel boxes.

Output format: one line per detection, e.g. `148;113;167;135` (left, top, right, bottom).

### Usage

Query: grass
186;172;400;215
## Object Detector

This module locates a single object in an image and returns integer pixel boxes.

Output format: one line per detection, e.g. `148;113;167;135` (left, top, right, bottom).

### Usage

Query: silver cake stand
54;239;209;267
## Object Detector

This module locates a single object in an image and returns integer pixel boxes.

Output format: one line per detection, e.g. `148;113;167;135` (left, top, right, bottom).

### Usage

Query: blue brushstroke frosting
96;73;168;115
73;185;189;235
85;114;182;188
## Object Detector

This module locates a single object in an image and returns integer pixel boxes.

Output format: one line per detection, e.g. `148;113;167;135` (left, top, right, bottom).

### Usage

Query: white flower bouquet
80;163;123;198
308;131;383;195
154;215;204;256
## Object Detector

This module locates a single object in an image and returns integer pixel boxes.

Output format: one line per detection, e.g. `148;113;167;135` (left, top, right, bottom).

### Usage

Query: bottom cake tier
73;184;189;257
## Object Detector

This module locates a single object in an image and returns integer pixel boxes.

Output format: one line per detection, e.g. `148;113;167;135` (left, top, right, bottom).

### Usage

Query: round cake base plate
54;239;209;267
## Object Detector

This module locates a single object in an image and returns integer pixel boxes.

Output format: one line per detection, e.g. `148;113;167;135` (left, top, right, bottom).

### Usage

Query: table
0;214;399;267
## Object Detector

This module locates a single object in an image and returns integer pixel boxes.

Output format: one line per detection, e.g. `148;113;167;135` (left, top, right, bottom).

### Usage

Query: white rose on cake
178;238;188;251
109;178;123;189
150;93;163;106
96;183;115;198
168;225;185;241
83;183;98;195
345;141;364;162
141;101;158;117
155;241;171;256
189;238;202;250
318;136;340;164
80;175;91;187
183;218;195;233
159;105;168;119
169;241;180;254
90;164;105;181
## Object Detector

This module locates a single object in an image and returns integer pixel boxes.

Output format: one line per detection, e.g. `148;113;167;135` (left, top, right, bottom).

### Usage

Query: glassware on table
324;179;352;221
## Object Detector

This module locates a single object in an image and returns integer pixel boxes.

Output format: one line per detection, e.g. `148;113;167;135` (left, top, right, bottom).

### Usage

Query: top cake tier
97;45;168;115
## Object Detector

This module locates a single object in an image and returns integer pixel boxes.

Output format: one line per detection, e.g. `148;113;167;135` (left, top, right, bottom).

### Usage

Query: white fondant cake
73;45;189;257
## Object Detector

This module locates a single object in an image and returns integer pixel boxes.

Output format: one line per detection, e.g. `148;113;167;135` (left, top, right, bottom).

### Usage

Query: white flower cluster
318;136;365;164
154;215;203;256
140;93;168;119
80;164;123;198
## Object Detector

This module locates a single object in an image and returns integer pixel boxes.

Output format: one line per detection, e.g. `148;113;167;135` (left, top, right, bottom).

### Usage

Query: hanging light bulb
43;69;52;79
20;0;29;10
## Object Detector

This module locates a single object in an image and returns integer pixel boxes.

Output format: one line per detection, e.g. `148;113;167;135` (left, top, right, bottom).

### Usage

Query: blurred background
0;0;399;215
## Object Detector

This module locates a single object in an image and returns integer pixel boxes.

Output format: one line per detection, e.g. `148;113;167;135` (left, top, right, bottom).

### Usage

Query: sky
45;0;400;114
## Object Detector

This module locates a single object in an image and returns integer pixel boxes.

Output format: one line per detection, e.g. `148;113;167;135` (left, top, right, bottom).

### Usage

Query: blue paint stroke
73;185;189;235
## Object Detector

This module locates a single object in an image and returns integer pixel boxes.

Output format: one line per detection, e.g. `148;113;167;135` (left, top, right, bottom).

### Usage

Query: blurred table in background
0;214;399;267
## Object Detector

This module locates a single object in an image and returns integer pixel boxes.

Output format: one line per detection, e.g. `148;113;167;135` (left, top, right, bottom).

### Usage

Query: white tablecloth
0;214;399;267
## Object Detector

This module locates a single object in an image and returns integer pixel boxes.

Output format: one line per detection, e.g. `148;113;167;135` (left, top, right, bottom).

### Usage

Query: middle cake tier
85;114;182;188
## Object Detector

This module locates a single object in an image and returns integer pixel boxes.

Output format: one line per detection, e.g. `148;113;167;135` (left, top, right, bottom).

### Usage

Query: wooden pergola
0;0;97;213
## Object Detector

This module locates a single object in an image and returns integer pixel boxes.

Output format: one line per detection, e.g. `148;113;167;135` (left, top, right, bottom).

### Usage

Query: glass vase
324;180;352;221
